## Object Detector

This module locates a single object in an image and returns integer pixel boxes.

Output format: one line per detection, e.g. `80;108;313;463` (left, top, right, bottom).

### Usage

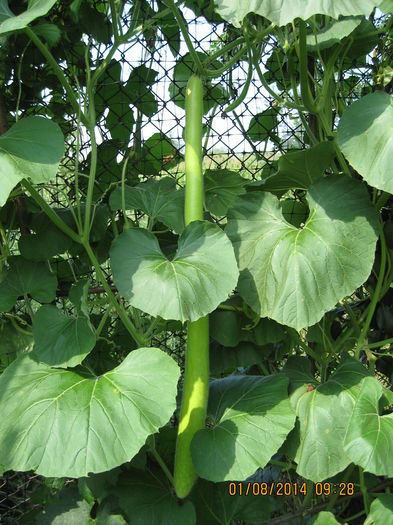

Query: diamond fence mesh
0;2;389;521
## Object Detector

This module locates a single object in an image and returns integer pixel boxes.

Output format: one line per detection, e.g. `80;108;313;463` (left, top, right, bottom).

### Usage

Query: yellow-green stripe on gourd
173;75;209;499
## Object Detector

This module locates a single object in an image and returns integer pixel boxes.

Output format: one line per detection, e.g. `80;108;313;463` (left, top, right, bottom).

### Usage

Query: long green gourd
173;75;209;498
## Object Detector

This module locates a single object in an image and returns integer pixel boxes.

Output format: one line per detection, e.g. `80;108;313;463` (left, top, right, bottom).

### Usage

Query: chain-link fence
0;2;389;521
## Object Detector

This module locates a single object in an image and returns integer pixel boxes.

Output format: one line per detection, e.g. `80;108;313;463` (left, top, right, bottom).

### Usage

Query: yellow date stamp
228;482;355;497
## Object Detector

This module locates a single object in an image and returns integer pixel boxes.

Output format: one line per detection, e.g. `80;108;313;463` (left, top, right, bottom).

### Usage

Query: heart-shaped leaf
0;116;64;206
226;176;379;330
0;348;180;477
191;374;295;481
115;468;196;525
284;357;370;482
344;376;393;477
31;305;96;368
0;256;58;312
0;0;57;34
110;177;184;233
213;0;384;27
110;221;239;322
338;92;393;194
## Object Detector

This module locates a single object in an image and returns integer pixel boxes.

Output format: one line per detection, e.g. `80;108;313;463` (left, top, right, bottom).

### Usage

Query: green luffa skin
173;75;209;498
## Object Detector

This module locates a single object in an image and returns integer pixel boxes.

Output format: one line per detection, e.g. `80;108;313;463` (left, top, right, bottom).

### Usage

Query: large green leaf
191;374;295;481
0;348;180;477
109;177;184;233
0;116;64;206
0;0;57;34
257;141;336;192
338;92;393;194
344;377;393;477
110;221;239;322
284;357;370;482
0;256;58;312
226;176;379;330
213;0;384;27
364;494;393;525
31;305;96;368
204;169;246;216
115;468;196;525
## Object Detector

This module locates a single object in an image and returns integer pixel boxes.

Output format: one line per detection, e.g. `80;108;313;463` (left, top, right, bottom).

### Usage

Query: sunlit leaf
0;348;180;477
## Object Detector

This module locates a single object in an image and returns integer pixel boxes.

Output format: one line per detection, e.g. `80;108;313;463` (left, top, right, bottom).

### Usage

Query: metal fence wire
0;1;389;521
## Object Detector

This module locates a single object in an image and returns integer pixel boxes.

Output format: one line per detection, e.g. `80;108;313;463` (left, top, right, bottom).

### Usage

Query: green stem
174;75;209;499
82;241;146;347
25;27;89;128
364;337;393;350
359;467;370;514
355;223;386;359
95;305;112;338
149;445;174;485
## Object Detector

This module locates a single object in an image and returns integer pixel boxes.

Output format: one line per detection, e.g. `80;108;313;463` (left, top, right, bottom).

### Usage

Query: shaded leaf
257;141;336;192
19;228;72;261
204;169;246;216
115;468;196;525
0;256;57;312
191;479;271;524
34;486;91;525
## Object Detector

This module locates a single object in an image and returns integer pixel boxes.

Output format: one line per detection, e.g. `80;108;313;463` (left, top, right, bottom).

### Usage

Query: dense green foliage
0;0;392;523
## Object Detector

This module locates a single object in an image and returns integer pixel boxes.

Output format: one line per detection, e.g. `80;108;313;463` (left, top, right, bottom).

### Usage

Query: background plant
0;1;393;524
